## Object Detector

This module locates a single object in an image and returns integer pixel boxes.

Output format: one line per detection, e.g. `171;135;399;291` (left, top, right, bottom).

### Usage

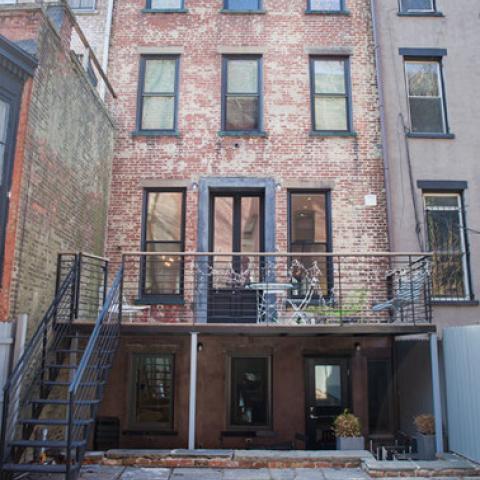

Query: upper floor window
222;56;262;133
141;189;185;298
308;0;345;12
405;59;447;134
224;0;261;11
137;56;179;133
68;0;96;10
400;0;435;13
423;193;471;301
310;57;352;133
146;0;184;9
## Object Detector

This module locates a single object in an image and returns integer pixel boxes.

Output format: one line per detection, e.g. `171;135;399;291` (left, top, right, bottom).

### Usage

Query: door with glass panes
208;192;264;323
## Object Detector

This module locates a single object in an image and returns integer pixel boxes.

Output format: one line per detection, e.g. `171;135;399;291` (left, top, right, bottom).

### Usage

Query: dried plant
414;414;435;435
333;409;362;438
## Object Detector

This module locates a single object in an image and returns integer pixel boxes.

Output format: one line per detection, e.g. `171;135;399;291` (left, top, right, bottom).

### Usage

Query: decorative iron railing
113;252;433;326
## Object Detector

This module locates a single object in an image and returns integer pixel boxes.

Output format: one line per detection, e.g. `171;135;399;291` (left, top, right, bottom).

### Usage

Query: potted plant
414;414;436;460
333;409;364;450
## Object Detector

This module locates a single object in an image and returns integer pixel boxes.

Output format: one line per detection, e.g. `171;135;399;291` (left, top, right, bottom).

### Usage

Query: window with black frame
423;193;471;301
222;56;262;133
400;0;435;13
288;192;331;298
130;354;174;430
229;356;271;428
142;189;185;299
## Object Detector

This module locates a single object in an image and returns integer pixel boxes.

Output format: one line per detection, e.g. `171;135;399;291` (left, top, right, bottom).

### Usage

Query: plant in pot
333;409;364;450
414;414;436;460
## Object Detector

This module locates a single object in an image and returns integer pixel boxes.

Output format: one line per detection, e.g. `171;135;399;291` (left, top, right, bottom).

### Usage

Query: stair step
1;463;79;474
10;439;86;449
19;418;93;426
30;399;100;406
43;380;105;387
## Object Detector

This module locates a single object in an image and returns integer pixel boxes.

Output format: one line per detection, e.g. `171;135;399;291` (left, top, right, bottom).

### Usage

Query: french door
208;192;264;323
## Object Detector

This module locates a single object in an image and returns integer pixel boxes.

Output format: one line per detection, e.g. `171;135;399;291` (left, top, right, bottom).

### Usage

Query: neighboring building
372;0;480;438
0;2;115;329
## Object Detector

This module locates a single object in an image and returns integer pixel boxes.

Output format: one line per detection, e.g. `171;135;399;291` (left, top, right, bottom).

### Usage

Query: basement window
399;0;436;13
68;0;96;11
224;0;262;11
307;0;346;12
145;0;185;10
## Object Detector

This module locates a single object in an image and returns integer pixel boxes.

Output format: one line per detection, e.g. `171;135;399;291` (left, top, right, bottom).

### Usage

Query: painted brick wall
105;0;388;315
0;6;115;329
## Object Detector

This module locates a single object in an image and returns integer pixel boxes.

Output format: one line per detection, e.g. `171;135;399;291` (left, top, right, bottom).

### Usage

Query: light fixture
197;342;204;353
191;181;199;192
275;183;282;192
354;342;361;352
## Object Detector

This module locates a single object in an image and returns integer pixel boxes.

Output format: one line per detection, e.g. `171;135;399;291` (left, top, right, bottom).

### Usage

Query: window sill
218;130;267;137
141;8;188;13
309;130;357;137
305;9;350;15
219;9;266;14
123;430;177;436
135;296;185;305
407;132;455;140
131;130;180;137
397;11;444;17
432;299;479;306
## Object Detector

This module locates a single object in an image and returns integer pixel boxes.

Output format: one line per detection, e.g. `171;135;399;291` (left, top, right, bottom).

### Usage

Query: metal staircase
0;253;123;480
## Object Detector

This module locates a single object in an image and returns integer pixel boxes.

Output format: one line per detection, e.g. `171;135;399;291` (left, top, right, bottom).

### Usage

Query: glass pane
401;0;434;11
368;361;392;434
406;62;440;97
213;197;233;288
151;0;181;7
314;97;348;131
310;0;341;10
142;96;175;130
409;97;444;133
146;191;183;242
425;195;459;208
291;194;327;244
227;60;258;94
314;365;341;405
134;355;174;427
432;253;466;299
226;97;259;131
314;60;346;94
227;0;260;10
231;357;269;427
426;209;462;252
144;59;176;93
0;99;9;187
144;243;182;295
241;197;261;253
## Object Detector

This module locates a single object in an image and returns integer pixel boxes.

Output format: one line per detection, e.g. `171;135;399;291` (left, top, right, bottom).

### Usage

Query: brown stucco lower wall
98;334;393;450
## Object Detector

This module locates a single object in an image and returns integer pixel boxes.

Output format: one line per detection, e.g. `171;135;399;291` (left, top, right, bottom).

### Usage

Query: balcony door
208;192;264;323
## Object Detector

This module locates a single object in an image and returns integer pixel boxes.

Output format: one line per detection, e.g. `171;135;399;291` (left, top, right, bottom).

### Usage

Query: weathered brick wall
0;6;115;329
106;0;388;316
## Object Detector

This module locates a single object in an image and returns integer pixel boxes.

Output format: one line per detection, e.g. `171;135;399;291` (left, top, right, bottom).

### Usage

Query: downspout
369;0;393;251
99;0;114;100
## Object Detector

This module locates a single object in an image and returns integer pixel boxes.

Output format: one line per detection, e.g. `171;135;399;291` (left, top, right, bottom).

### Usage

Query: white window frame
423;192;470;301
400;0;435;13
405;60;446;134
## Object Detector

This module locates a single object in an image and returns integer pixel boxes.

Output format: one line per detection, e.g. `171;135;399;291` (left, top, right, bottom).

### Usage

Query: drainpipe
188;332;198;450
99;0;114;99
369;0;393;251
429;333;444;455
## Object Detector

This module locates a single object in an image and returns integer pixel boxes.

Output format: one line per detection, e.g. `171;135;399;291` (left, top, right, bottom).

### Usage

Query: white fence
444;325;480;463
0;323;14;423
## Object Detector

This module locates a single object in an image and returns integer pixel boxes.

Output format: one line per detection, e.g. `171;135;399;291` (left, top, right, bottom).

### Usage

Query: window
68;0;95;10
0;98;11;279
137;56;179;133
146;0;184;10
314;365;342;405
308;0;344;12
229;356;271;429
288;191;331;296
405;60;447;134
130;354;174;430
400;0;435;13
141;189;185;298
310;57;351;132
424;193;471;300
224;0;261;11
222;56;262;133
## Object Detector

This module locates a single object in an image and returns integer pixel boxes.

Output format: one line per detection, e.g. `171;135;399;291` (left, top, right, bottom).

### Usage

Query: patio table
246;282;294;323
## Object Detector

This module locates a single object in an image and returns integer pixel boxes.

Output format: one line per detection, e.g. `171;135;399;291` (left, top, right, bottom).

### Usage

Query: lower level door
304;357;350;450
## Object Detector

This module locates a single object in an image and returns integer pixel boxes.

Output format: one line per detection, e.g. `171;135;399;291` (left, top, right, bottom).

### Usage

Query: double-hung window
222;56;262;133
138;56;179;133
423;193;471;301
405;59;448;134
141;189;186;299
399;0;435;13
224;0;261;11
145;0;184;10
68;0;96;10
310;57;352;133
307;0;345;12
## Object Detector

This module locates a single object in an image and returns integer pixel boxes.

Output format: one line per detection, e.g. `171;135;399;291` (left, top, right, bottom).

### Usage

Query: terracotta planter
336;436;365;450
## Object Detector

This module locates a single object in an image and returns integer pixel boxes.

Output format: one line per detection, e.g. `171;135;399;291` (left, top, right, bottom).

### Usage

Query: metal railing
114;252;433;326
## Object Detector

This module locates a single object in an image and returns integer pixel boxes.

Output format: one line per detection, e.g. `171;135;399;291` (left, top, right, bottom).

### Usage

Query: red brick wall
105;0;388;304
